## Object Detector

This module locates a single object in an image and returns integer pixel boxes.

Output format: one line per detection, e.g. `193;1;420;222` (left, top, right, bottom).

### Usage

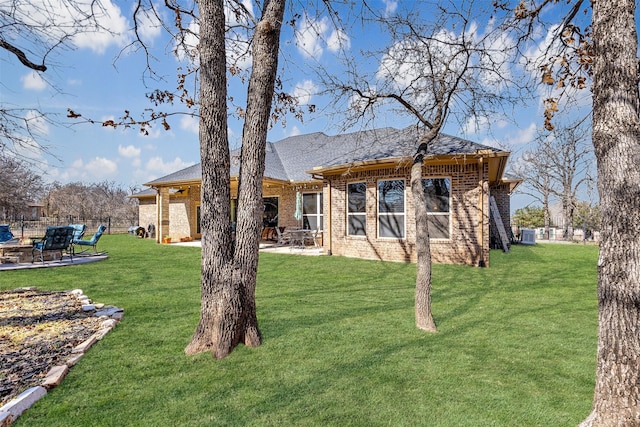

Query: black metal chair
32;226;75;264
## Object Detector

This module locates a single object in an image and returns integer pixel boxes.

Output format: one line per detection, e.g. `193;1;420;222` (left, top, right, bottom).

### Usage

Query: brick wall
138;199;156;232
323;161;490;266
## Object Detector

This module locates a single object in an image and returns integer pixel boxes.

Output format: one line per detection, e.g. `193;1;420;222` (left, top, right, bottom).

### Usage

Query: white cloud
180;115;199;134
296;15;329;59
286;126;301;138
506;122;538;145
21;72;47;90
382;0;398;16
11;0;131;55
24;110;50;136
327;28;350;53
118;144;141;158
133;5;162;44
84;157;119;178
71;1;130;54
145;156;194;174
292;80;317;105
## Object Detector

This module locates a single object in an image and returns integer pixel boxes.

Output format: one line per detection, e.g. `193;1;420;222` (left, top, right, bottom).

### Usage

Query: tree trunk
580;0;640;424
186;0;286;359
543;194;550;240
412;132;438;333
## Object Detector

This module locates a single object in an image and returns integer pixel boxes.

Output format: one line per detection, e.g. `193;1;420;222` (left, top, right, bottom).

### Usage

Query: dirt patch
0;288;104;406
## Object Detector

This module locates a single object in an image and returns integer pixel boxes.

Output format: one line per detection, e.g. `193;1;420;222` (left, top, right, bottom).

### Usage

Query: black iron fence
2;217;134;239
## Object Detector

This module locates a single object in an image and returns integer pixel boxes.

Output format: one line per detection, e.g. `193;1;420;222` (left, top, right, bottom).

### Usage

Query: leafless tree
0;156;44;219
515;118;593;240
0;0;119;158
512;148;555;239
181;0;287;359
503;0;640;423
44;181;137;223
319;0;529;332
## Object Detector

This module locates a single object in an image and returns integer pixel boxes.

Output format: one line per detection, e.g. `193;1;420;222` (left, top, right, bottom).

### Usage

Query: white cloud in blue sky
21;72;47;91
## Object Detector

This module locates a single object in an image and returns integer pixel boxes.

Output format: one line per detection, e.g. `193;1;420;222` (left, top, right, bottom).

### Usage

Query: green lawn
1;236;599;426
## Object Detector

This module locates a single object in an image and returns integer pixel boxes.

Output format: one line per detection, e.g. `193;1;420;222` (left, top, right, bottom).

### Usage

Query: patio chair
304;229;321;247
73;224;107;255
275;226;290;246
69;224;86;242
32;226;75;264
0;224;14;243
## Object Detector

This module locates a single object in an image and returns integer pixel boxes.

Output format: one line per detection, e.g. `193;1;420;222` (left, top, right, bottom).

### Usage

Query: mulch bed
0;288;104;406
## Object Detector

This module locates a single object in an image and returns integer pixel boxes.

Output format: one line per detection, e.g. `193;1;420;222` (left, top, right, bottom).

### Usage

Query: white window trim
423;176;452;241
302;192;324;231
377;178;406;239
347;181;367;237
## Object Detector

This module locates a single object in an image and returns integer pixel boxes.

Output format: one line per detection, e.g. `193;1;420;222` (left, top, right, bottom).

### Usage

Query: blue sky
0;0;595;212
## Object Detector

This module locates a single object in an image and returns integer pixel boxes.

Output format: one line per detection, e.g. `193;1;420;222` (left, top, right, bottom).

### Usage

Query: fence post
108;217;111;234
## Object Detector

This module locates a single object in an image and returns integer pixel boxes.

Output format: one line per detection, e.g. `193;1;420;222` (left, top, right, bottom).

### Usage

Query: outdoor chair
275;226;289;246
69;224;86;255
73;224;107;255
0;225;14;243
69;224;86;243
32;226;75;264
304;229;320;247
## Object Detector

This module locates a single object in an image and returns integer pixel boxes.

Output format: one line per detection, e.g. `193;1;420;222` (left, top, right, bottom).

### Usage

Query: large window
347;182;367;236
263;197;279;227
378;179;405;238
302;192;323;230
422;178;451;239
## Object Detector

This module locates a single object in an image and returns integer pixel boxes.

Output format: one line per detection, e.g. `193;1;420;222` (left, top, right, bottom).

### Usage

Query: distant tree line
513;202;601;234
0;155;138;224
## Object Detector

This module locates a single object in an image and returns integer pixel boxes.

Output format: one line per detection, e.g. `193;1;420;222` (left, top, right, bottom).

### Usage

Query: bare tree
0;156;44;219
320;0;528;332
183;0;286;358
512;147;555;239
515;118;593;240
503;0;640;423
0;0;119;158
43;181;137;223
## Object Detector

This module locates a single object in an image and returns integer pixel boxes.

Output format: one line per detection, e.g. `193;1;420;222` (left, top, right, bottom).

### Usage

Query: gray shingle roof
143;126;504;186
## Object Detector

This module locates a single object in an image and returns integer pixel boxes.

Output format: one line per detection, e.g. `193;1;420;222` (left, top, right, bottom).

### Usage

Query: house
131;126;521;266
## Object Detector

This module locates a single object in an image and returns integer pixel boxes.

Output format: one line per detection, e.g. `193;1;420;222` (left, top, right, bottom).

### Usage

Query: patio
0;254;108;271
172;239;325;256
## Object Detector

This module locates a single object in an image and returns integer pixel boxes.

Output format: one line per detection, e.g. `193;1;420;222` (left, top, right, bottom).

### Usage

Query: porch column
158;187;170;243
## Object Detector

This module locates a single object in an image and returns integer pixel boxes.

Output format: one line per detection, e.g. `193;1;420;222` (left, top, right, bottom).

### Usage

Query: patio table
285;229;312;249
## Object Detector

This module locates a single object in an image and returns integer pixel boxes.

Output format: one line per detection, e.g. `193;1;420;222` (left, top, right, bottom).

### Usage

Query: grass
0;236;599;426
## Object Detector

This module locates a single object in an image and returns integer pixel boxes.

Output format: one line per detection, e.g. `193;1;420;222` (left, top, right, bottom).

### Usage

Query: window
347;182;367;236
263;197;278;227
378;179;405;238
302;192;323;230
422;178;451;239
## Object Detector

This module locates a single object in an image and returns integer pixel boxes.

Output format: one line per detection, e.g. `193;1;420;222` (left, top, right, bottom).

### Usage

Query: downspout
326;178;332;255
478;157;485;267
154;187;161;244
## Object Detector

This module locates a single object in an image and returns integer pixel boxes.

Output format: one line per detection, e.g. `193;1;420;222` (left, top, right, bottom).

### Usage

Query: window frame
377;178;406;239
347;181;367;236
422;177;452;240
302;192;323;231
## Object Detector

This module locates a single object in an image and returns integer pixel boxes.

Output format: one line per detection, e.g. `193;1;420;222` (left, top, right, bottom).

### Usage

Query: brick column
157;187;170;243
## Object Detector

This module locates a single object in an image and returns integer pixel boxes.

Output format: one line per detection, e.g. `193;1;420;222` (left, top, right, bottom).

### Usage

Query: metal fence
2;217;134;239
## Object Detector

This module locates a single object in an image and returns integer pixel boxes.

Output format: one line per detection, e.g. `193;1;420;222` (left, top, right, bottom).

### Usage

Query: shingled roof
143;126;505;187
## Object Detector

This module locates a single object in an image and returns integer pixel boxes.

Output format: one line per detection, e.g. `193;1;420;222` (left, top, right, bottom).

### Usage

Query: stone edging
0;289;124;426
